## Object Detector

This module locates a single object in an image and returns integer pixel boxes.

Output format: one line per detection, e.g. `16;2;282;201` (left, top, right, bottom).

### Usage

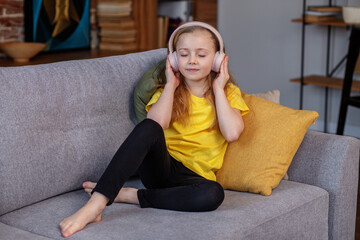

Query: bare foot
83;181;97;196
82;181;139;205
59;192;108;238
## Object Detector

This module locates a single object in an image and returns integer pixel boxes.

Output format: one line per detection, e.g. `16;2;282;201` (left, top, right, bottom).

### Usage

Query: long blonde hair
158;25;236;126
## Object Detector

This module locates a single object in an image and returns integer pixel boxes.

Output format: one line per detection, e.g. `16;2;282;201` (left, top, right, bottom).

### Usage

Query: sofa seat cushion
0;180;328;240
0;222;51;240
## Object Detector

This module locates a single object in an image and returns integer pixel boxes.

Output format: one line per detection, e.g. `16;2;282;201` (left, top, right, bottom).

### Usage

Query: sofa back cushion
0;49;167;215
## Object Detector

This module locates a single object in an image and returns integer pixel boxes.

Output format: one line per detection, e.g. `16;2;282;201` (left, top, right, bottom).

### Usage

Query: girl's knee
208;182;225;210
135;118;164;139
198;181;225;211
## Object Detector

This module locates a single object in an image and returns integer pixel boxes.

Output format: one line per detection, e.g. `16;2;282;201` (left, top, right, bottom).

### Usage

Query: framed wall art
25;0;90;51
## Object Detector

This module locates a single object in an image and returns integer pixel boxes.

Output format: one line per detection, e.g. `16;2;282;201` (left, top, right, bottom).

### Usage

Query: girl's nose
189;53;197;64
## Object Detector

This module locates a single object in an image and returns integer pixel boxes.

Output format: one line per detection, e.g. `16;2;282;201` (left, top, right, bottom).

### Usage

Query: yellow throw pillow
216;92;319;196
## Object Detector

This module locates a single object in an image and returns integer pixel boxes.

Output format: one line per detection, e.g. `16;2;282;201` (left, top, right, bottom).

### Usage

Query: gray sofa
0;48;359;240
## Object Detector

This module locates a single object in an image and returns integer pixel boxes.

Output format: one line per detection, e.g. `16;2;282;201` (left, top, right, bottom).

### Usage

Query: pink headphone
168;21;225;72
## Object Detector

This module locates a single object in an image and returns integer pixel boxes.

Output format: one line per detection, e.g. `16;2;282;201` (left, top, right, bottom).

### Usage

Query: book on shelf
157;16;169;48
96;0;132;18
99;28;136;37
97;0;137;52
307;5;342;13
97;12;131;18
157;17;163;48
98;17;135;28
90;0;99;49
101;36;136;43
305;10;340;16
97;7;132;15
303;14;338;22
302;10;340;22
97;7;131;15
97;2;132;14
99;28;137;46
97;0;131;3
97;14;135;23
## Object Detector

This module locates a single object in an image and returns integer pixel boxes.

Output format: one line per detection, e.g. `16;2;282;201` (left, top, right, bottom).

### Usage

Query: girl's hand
147;57;180;129
165;57;180;89
213;56;230;92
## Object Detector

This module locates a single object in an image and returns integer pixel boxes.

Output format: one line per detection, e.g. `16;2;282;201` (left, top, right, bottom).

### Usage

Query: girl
59;21;249;238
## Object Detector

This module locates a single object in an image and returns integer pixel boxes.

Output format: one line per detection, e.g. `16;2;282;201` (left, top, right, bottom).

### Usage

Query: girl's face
175;29;217;84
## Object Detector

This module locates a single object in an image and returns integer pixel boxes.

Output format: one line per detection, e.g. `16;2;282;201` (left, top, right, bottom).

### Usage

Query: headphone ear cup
168;51;179;72
212;51;225;72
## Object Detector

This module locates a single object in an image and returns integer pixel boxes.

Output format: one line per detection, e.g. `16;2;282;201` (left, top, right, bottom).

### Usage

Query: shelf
290;75;360;91
0;48;137;67
292;18;347;27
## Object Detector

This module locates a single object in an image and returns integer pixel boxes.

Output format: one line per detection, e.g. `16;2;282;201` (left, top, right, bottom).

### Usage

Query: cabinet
290;0;360;132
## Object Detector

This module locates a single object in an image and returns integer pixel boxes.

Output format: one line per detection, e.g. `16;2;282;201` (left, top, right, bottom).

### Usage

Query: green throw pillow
134;59;166;123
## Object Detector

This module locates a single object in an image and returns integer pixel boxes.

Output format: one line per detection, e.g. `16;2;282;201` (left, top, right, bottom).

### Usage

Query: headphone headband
168;21;224;54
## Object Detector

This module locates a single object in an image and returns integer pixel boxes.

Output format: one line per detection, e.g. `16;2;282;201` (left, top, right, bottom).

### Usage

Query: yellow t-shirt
146;83;249;181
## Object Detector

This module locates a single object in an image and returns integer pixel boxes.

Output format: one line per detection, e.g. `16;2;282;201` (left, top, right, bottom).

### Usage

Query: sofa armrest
288;130;360;240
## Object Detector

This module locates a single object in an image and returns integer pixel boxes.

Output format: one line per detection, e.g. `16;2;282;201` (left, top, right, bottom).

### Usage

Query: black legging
92;118;225;212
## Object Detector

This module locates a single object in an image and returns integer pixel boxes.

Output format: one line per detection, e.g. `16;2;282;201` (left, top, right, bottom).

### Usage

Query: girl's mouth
186;68;200;72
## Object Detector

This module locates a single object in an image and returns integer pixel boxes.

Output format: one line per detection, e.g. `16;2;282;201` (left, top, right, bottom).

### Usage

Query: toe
82;182;89;189
83;181;96;189
84;188;92;193
61;222;84;238
62;230;70;238
59;221;71;238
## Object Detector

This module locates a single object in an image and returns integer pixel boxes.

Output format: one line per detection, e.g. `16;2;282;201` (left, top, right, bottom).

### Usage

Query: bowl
342;6;360;25
0;42;46;62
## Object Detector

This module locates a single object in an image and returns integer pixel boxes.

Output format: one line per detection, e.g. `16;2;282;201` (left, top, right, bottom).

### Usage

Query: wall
218;0;360;138
0;0;24;42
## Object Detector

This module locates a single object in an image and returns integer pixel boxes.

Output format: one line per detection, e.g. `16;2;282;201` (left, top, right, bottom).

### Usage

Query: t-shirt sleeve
226;83;250;116
145;88;163;112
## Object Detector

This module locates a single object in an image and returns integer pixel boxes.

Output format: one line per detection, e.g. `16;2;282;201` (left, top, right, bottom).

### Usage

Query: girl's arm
213;56;244;142
147;58;180;129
